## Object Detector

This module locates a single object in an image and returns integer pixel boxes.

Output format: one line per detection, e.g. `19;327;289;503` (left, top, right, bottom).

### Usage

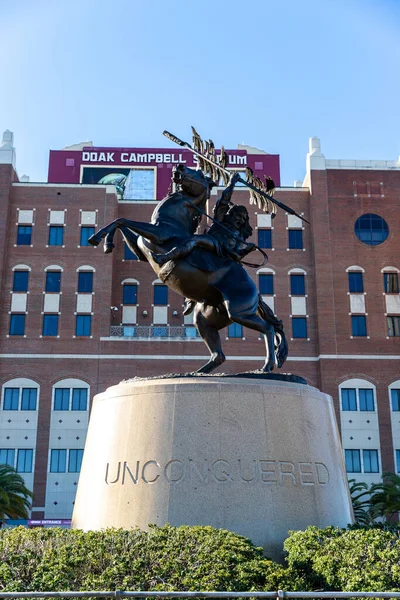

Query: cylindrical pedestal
72;377;353;560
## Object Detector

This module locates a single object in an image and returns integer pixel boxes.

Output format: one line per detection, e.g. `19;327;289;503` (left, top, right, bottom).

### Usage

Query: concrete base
72;377;353;561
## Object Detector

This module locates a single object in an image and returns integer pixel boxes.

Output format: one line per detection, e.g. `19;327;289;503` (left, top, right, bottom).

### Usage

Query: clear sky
1;0;399;185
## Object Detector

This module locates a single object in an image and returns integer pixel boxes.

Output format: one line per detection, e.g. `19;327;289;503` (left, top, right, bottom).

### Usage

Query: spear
163;130;310;225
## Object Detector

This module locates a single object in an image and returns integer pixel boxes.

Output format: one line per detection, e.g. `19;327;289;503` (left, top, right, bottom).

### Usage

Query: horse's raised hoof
87;233;103;247
104;242;115;254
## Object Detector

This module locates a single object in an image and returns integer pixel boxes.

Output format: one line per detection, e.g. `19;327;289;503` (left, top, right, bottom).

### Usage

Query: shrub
0;525;288;592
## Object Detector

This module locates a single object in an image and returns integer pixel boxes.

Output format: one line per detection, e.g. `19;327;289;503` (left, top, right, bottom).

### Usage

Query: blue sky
1;0;399;185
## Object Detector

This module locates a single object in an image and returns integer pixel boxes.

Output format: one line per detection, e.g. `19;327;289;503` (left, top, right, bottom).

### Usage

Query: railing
110;325;199;339
1;592;400;599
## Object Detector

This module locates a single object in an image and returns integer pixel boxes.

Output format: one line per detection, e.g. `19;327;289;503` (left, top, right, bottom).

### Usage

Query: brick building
0;130;399;523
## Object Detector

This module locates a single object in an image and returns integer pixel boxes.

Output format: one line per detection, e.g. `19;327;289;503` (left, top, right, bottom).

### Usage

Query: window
68;449;84;473
80;226;95;246
76;315;91;336
259;274;274;295
0;449;15;466
45;271;61;292
153;285;168;305
391;389;400;411
341;388;357;411
21;388;37;411
123;284;138;305
354;214;389;246
48;226;64;246
288;229;303;249
257;229;272;249
13;271;29;292
345;449;361;473
124;243;138;260
348;272;364;293
123;169;154;200
17;225;32;245
228;323;243;338
384;272;399;293
387;316;400;337
54;388;70;411
78;272;93;293
17;449;33;473
50;449;67;473
3;388;19;410
9;314;25;336
351;315;367;337
363;449;379;473
185;326;197;338
292;317;307;339
290;274;305;295
71;388;88;411
396;449;400;473
42;315;59;337
359;389;375;411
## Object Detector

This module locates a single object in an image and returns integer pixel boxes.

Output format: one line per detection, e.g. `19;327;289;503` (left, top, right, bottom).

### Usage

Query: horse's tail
257;294;288;368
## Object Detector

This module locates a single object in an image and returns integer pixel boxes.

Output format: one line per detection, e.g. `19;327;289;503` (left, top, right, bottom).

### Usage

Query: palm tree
369;472;400;521
0;464;33;521
348;478;374;525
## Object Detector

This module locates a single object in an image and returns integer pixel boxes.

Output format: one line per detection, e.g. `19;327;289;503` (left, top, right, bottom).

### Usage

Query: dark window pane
54;388;70;411
68;449;84;473
9;314;25;336
396;449;400;473
153;326;168;337
124;243;138;260
0;448;15;467
17;449;33;473
352;315;367;337
123;285;138;305
257;229;272;249
354;213;389;246
348;272;364;293
80;226;95;246
42;315;59;337
228;323;243;338
17;226;32;245
71;388;88;411
153;285;168;305
341;388;357;411
387;316;400;337
345;449;361;473
50;449;66;473
259;274;274;295
288;229;303;249
21;388;37;411
78;272;93;293
292;317;307;338
3;388;19;410
384;273;399;293
48;226;64;246
359;389;374;411
391;389;400;411
13;271;29;292
290;274;305;295
45;271;61;292
363;449;379;473
76;315;91;336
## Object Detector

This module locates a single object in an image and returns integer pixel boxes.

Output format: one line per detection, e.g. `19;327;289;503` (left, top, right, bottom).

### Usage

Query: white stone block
43;294;60;313
122;306;137;324
49;210;65;224
257;214;272;227
153;306;168;324
81;211;97;225
288;215;302;228
350;294;366;314
18;210;34;224
262;295;274;313
76;294;92;313
11;293;27;312
385;295;400;314
291;296;307;315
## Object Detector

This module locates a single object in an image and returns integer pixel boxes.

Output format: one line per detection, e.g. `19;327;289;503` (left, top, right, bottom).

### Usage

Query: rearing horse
88;164;288;374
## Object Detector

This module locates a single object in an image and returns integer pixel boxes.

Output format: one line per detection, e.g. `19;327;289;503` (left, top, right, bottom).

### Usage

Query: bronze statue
88;129;296;374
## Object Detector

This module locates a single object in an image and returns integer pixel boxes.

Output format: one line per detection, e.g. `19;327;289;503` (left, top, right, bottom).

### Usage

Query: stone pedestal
72;377;353;561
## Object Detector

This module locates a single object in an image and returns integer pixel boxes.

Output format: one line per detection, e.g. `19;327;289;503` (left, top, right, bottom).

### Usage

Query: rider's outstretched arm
213;172;240;222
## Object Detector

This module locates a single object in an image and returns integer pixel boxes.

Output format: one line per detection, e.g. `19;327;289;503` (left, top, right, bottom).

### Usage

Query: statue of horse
88;164;288;374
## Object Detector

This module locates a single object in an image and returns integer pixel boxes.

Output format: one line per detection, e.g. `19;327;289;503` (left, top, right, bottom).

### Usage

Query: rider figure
152;172;257;267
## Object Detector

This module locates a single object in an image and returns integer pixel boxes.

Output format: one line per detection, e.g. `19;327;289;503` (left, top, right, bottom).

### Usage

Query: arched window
122;278;139;305
339;378;376;412
1;378;39;411
346;266;364;294
52;378;90;412
257;268;275;295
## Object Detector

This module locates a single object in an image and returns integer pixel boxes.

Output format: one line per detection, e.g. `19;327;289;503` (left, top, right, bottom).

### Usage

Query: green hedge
1;525;400;592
